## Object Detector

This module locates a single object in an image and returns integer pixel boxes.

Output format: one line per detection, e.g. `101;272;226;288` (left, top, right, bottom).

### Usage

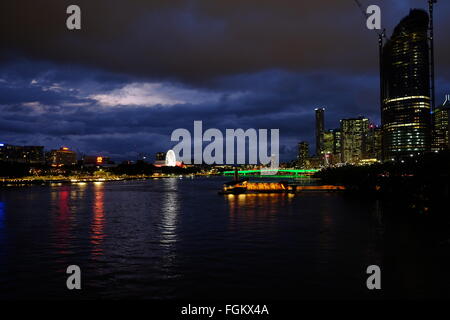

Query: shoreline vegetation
0;159;214;186
0;173;213;186
315;151;450;216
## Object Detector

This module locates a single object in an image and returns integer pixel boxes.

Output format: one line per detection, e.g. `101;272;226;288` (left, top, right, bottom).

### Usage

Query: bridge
222;169;319;178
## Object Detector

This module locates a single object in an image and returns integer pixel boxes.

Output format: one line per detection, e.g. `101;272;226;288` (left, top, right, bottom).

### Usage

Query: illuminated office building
323;129;339;165
432;94;450;151
366;124;382;161
83;155;111;166
297;141;309;168
0;144;45;164
47;147;77;167
323;130;334;155
340;117;369;164
381;9;431;160
332;129;341;156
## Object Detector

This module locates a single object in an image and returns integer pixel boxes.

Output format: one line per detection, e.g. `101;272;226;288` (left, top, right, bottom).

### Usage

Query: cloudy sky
1;0;449;161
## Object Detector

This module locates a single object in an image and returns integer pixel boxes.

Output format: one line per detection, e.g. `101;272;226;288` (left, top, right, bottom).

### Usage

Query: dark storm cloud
0;60;379;160
2;0;449;83
1;1;449;160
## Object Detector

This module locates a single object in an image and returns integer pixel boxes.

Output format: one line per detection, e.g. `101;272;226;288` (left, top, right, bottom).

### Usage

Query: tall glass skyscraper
381;9;431;160
432;95;450;151
315;108;325;156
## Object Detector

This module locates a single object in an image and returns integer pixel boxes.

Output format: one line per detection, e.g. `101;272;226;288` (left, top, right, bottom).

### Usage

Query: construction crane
353;0;385;35
353;0;386;116
428;0;437;111
354;0;438;113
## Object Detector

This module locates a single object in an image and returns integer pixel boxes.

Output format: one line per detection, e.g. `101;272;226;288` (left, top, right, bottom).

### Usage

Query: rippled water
0;177;448;299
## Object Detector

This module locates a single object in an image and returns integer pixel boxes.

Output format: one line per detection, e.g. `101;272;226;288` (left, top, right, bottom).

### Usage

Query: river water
0;177;448;299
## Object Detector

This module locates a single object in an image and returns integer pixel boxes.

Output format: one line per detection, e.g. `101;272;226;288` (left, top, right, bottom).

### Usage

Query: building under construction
380;8;434;160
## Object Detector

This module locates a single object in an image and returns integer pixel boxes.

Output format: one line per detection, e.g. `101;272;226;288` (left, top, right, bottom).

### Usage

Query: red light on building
175;161;184;167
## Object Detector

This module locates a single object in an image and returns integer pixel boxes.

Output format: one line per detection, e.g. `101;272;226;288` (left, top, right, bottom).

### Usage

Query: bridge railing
223;169;319;177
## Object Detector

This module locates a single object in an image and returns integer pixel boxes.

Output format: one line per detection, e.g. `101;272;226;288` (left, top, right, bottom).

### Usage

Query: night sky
1;0;449;161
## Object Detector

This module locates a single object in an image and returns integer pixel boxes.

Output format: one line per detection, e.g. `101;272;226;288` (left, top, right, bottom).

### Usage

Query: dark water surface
0;177;449;300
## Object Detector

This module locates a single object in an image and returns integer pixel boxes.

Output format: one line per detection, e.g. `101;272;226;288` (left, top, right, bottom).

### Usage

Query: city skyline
1;1;450;303
1;1;450;162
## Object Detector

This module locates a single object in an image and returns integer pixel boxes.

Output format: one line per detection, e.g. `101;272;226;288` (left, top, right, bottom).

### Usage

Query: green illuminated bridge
223;169;319;178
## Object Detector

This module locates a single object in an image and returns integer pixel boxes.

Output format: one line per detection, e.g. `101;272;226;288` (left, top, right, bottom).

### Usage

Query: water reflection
0;202;5;258
90;182;105;258
160;178;179;248
316;194;336;269
58;188;70;217
0;202;4;232
1;179;446;299
52;186;72;255
72;182;87;199
226;193;294;227
365;200;384;265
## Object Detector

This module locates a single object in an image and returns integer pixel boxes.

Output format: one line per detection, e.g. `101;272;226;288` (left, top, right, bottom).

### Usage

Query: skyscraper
323;130;334;155
432;94;450;151
332;129;341;158
381;9;432;160
340;117;369;164
323;129;335;166
297;141;309;168
366;124;383;161
315;108;325;156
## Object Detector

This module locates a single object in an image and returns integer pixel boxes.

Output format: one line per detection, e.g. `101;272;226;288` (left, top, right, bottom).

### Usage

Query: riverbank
0;173;215;186
315;151;450;216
